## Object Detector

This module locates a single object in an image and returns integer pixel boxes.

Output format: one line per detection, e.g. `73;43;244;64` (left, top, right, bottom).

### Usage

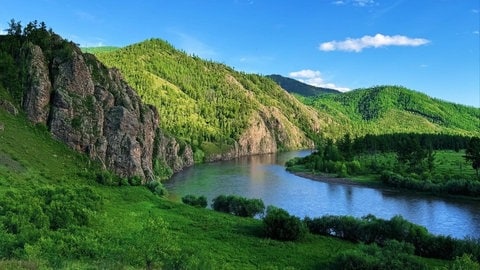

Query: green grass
434;150;476;179
0;109;450;269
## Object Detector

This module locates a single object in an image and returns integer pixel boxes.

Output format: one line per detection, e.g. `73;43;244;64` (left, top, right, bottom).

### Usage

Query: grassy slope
0;107;448;269
296;86;480;139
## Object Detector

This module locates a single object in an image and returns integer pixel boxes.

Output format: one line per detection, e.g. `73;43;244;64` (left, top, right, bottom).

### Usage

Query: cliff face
22;42;193;181
204;106;314;162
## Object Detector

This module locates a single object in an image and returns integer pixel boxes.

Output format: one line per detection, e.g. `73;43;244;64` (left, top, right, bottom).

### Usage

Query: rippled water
165;150;480;239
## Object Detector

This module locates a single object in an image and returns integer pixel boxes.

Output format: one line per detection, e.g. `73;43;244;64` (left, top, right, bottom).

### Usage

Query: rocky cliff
20;40;193;181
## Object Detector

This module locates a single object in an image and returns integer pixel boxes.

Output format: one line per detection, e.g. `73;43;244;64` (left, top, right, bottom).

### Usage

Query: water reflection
166;151;480;239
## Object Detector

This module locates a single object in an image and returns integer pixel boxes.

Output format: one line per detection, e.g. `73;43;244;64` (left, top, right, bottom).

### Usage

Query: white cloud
319;33;430;52
474;30;480;35
289;69;350;92
472;9;479;14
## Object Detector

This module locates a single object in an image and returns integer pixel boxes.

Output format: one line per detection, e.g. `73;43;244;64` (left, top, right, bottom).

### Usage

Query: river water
165;150;480;239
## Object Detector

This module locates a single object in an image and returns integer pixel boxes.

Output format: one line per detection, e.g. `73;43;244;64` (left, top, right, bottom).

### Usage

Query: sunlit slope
296;86;480;139
94;39;321;155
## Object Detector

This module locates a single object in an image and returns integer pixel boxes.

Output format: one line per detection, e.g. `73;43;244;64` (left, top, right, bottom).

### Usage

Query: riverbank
292;172;382;189
291;171;480;202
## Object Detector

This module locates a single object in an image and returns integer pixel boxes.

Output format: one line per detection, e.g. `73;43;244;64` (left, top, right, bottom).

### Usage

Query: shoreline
291;171;480;202
291;171;382;189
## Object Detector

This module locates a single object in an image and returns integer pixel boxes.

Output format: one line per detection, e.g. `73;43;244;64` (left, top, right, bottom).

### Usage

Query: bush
128;175;143;186
211;195;265;217
331;240;427;270
263;206;306;241
182;195;207;208
146;181;168;196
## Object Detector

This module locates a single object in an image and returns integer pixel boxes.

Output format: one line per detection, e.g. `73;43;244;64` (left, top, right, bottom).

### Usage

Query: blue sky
1;0;479;107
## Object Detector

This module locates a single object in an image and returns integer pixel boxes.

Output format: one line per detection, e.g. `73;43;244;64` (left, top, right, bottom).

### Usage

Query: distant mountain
267;74;340;96
94;39;322;161
298;85;480;139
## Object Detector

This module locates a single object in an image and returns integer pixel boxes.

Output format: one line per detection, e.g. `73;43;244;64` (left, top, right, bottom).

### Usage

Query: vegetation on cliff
93;39;321;159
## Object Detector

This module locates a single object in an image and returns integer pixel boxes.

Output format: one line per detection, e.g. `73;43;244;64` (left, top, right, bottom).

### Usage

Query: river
165;150;480;239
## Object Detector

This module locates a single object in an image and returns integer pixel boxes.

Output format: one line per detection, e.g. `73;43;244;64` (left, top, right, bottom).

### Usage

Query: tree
464;137;480;177
182;194;207;208
6;19;22;36
263;206;306;241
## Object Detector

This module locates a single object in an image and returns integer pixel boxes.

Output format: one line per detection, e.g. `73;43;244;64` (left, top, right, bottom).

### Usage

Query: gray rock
0;100;18;115
22;43;52;124
20;44;193;181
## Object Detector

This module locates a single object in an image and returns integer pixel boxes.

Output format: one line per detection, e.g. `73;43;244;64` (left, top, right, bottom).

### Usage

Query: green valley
1;20;480;269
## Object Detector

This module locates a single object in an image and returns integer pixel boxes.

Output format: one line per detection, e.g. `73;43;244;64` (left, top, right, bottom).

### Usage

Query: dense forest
293;85;479;139
93;39;321;159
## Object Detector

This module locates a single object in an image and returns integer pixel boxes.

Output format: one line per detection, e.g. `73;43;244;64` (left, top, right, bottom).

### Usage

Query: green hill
295;85;480;139
267;74;341;96
94;39;321;160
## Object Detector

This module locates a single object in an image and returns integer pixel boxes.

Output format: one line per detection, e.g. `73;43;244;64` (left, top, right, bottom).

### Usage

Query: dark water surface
165;150;480;239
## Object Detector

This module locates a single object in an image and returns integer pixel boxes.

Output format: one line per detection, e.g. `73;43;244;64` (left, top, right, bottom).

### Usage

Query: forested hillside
295;86;480;139
94;39;321;160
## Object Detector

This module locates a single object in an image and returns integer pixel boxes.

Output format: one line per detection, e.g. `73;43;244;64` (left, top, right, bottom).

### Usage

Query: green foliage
286;132;479;196
298;86;480;139
181;194;208;208
0;107;449;269
130;215;180;270
380;171;480;196
153;158;173;181
304;214;480;261
146;180;168;196
212;195;265;217
94;39;319;157
464;137;480;177
331;240;427;270
263;206;306;241
445;254;480;270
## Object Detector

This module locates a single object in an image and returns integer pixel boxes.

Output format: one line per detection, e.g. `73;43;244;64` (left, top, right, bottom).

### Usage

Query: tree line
286;133;480;196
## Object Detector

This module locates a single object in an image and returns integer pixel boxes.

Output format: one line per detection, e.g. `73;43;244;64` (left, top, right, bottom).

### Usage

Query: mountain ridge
94;38;321;161
267;74;341;96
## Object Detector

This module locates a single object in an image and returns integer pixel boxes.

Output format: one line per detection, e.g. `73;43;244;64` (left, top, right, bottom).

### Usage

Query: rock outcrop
21;42;193;181
205;107;314;162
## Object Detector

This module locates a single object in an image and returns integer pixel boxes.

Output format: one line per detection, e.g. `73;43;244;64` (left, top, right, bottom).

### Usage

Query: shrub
182;195;207;208
128;175;143;186
146;181;168;197
331;240;427;270
211;195;265;217
263;206;306;241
